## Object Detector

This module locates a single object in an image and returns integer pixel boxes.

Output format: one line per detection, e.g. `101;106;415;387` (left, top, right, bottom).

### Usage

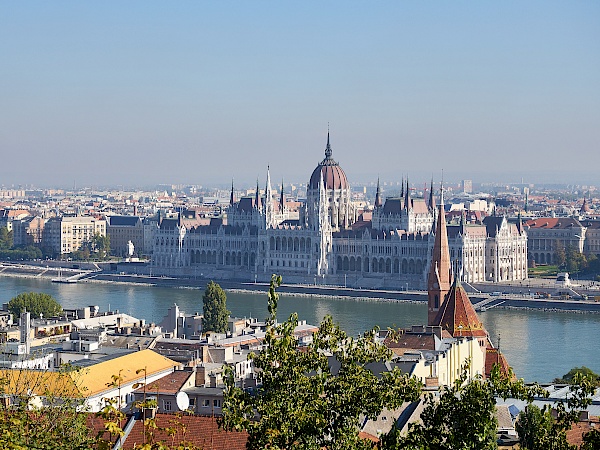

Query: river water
1;276;598;383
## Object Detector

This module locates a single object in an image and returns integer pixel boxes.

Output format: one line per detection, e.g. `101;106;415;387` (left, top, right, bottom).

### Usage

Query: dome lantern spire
325;131;332;159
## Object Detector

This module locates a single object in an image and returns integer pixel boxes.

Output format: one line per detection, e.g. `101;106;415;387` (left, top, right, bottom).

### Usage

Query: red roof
133;370;193;395
434;278;488;338
122;414;248;450
525;217;583;229
484;348;513;380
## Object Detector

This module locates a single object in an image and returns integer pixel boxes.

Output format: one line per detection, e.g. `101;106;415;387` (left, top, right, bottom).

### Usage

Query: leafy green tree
91;232;110;259
515;404;554;450
0;226;13;250
0;365;94;449
381;363;545;450
202;281;230;333
553;366;600;386
582;427;600;450
515;373;597;450
564;244;583;273
220;275;422;450
555;240;566;268
7;291;63;319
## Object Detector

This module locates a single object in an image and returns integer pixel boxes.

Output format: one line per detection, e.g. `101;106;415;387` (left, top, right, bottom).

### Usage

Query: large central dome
308;133;349;190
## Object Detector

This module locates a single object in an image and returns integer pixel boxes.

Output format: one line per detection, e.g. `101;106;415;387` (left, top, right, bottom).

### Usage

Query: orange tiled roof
525;217;583;229
122;414;248;450
566;415;600;447
484;348;514;380
434;278;488;338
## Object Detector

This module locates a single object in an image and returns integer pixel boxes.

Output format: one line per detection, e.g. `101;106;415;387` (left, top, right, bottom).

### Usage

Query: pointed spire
280;179;285;212
404;177;411;210
427;181;452;326
265;165;272;198
229;179;235;206
325;130;332;159
264;166;273;225
429;178;435;210
255;178;260;209
400;176;404;198
374;177;383;208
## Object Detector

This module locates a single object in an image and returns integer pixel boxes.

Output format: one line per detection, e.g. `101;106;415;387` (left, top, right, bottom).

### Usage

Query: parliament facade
151;135;527;289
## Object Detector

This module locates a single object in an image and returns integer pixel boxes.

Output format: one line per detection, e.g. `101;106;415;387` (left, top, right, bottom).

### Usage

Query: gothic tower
427;186;452;325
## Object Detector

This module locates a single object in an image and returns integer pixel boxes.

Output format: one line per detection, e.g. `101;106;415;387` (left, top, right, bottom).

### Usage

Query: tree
553;366;600;386
0;365;94;449
7;292;63;319
515;373;597;450
0;226;13;250
515;405;554;450
0;367;203;450
91;232;110;259
220;275;422;450
202;281;230;333
555;240;566;268
381;364;546;450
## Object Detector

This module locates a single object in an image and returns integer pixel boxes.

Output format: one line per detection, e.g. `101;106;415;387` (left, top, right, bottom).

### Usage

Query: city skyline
1;2;599;187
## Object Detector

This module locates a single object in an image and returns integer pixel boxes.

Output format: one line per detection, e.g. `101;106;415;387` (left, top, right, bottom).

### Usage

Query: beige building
11;216;45;246
43;216;107;255
525;217;586;265
385;325;486;388
106;215;144;257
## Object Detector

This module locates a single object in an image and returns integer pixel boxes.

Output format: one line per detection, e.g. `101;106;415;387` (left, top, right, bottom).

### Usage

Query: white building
151;134;527;288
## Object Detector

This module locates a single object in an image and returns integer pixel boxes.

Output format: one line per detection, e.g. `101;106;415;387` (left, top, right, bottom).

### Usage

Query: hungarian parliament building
151;135;528;289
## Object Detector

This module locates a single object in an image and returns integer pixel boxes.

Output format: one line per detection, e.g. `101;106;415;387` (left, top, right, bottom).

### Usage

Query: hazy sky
1;2;599;188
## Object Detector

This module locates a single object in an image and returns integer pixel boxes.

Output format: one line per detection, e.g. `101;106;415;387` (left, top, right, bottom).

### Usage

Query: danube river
1;276;599;383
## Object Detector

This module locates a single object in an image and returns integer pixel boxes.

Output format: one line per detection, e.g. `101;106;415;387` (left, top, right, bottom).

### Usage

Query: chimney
195;366;206;386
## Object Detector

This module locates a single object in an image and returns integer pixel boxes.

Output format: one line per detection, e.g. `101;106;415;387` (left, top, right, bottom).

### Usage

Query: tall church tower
427;186;452;325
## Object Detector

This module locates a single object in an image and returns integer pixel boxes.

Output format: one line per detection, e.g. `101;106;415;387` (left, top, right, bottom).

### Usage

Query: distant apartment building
11;216;45;246
43;216;107;255
524;217;586;265
106;215;144;257
0;189;26;199
0;209;30;231
461;179;473;194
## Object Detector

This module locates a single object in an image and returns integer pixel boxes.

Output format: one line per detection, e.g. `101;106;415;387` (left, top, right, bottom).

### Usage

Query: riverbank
2;262;600;313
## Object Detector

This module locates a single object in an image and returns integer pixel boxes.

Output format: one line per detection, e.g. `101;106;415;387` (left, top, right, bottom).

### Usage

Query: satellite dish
176;391;190;411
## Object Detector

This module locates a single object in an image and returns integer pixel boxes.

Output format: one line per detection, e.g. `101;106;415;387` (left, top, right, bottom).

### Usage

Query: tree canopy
202;281;230;333
91;233;110;260
0;365;94;450
554;366;600;386
221;274;422;449
0;227;12;250
516;373;597;450
8;292;63;319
